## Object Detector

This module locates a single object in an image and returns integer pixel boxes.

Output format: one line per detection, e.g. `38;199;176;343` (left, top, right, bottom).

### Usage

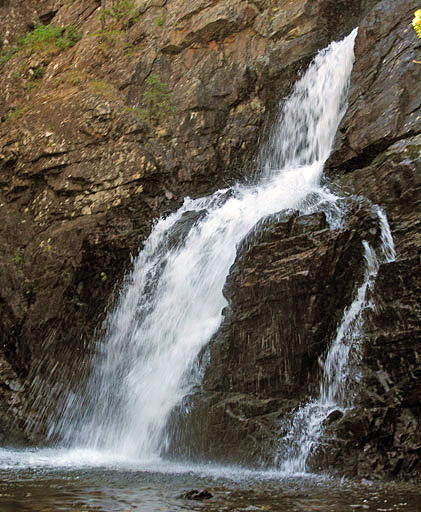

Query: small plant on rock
155;12;165;28
0;46;18;64
4;105;29;122
138;74;173;126
62;23;83;48
11;247;24;267
19;23;62;53
99;0;141;27
18;22;82;55
33;65;46;79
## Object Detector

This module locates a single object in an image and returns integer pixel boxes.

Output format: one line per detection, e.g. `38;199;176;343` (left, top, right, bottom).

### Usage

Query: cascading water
48;30;359;462
275;206;396;473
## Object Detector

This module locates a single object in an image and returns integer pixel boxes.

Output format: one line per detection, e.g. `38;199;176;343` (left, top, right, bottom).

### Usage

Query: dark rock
319;0;420;480
324;410;344;425
327;0;421;174
167;202;385;466
178;489;213;500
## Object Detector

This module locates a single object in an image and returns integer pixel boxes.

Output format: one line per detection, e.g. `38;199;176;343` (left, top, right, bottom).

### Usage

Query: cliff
177;0;420;479
0;0;419;479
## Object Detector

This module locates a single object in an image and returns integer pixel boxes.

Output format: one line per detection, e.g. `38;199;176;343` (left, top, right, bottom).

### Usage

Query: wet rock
324;410;344;425
169;202;385;465
178;489;213;500
328;0;420;173
320;0;420;481
166;209;208;250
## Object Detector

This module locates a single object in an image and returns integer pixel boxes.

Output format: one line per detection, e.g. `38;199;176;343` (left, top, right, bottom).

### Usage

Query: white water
45;31;358;464
276;205;395;473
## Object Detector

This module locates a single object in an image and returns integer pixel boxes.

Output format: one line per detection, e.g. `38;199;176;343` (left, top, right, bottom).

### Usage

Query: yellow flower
413;9;421;38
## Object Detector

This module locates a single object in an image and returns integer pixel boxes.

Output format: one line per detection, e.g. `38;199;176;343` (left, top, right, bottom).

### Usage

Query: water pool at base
0;448;419;512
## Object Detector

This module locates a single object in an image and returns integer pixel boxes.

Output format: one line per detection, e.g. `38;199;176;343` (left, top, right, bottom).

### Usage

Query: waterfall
48;30;358;461
276;207;395;473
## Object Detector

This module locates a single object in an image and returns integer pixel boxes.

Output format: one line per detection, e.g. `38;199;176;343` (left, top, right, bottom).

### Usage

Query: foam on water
0;446;332;485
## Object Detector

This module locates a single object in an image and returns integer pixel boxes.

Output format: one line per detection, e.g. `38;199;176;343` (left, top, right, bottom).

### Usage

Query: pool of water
0;448;419;511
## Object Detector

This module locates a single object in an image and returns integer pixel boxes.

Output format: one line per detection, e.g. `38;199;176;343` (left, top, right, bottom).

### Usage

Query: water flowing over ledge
275;204;396;473
43;29;361;467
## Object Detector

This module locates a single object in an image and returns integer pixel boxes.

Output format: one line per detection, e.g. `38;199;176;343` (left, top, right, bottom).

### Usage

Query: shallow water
0;448;419;512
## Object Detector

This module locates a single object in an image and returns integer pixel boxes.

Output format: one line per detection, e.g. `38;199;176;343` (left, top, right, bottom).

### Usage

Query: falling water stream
276;208;396;473
1;29;418;512
47;29;359;462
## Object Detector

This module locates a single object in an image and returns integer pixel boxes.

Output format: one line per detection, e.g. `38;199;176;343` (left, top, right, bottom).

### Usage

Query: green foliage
54;68;86;87
19;23;62;53
155;13;164;27
62;23;82;48
39;238;52;253
11;247;24;266
137;74;173;125
99;0;141;26
11;69;21;80
1;22;81;64
88;79;117;100
18;22;82;54
123;105;149;123
92;28;126;49
33;65;46;79
4;106;29;122
100;271;107;282
413;10;421;38
0;46;18;64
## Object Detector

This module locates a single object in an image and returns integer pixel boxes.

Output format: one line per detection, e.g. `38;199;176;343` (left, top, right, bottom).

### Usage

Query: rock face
321;0;421;480
169;202;386;465
170;0;420;479
0;0;362;441
0;0;419;481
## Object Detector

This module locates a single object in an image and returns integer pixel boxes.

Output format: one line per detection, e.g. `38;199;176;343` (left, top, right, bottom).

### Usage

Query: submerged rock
178;489;213;500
